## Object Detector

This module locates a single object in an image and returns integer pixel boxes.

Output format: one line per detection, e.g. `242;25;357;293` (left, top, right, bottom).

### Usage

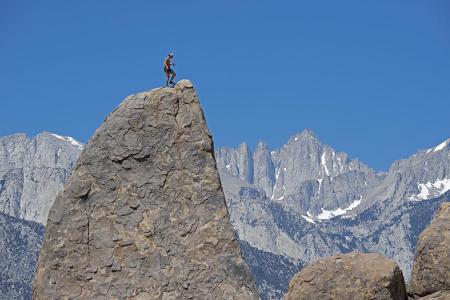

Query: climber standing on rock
164;53;176;87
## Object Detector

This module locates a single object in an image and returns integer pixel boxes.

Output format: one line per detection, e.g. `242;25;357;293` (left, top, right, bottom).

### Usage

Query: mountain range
215;130;450;298
0;130;448;299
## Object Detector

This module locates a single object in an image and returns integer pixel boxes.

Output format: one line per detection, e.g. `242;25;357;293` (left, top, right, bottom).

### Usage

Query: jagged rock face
216;131;450;298
410;202;450;297
216;130;379;218
216;142;254;184
270;131;376;207
0;212;44;299
253;142;275;198
0;132;82;224
33;80;258;299
285;252;406;300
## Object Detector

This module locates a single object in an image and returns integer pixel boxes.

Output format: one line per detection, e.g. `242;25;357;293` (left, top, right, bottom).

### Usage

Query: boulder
417;290;450;300
410;202;450;297
286;252;406;300
417;290;450;299
33;80;258;299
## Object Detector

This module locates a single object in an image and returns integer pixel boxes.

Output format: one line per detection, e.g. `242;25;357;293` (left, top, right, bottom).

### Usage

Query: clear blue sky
1;1;449;170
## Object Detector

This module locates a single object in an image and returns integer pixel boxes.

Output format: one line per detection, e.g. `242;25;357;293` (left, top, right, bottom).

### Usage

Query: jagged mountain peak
256;140;269;150
235;141;250;151
0;132;27;141
216;129;377;220
284;129;321;148
381;137;450;203
38;132;84;149
425;137;450;154
282;131;349;169
294;129;318;141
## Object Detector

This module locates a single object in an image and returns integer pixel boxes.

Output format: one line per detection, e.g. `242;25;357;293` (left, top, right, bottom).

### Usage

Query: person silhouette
163;53;176;87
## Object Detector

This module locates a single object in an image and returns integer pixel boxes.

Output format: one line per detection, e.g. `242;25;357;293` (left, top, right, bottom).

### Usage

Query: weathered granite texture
416;290;450;299
33;80;258;299
410;202;450;298
285;252;406;300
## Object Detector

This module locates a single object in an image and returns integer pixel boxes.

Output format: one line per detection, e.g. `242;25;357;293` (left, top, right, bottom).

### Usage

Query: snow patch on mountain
412;177;450;201
321;152;330;176
316;197;362;220
50;133;84;149
301;214;316;224
426;138;449;153
433;139;449;152
317;178;323;191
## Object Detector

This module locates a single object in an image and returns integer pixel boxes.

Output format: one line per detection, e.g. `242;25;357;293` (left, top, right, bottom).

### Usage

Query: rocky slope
33;80;258;299
216;131;450;298
0;211;44;299
0;132;82;224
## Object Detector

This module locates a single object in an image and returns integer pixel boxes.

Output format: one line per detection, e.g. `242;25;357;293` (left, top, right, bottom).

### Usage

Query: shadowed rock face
33;80;258;299
410;202;450;297
285;252;406;300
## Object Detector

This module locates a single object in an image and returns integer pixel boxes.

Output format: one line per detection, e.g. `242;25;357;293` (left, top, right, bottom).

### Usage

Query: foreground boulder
416;290;450;299
286;252;406;300
33;80;258;299
410;202;450;297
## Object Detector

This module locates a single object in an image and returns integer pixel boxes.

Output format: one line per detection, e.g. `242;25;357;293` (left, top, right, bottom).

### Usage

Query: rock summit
33;80;258;299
